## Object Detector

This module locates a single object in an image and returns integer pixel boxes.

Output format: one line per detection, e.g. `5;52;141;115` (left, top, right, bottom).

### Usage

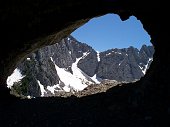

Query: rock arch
0;0;169;126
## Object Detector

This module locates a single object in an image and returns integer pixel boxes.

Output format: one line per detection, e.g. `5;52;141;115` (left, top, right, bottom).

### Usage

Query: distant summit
7;36;154;97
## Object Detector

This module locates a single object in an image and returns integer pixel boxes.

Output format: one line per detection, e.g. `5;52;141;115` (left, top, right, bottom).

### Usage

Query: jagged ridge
7;36;154;97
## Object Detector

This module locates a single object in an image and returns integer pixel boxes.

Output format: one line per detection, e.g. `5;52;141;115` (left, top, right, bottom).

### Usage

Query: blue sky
71;14;151;52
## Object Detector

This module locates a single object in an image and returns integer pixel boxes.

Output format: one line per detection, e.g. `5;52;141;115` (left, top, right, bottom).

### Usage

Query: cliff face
9;36;154;97
97;45;154;82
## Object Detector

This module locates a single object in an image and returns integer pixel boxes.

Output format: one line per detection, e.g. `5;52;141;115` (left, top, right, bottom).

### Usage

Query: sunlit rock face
14;36;98;97
9;35;154;97
97;45;154;82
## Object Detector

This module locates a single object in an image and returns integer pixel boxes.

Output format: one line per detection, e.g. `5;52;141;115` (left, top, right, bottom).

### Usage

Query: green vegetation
10;76;30;98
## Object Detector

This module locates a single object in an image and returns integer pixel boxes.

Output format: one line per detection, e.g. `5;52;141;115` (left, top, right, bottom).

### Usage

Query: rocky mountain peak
7;36;154;97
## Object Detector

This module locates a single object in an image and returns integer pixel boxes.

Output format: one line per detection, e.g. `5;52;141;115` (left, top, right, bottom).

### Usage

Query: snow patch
27;58;31;61
143;58;153;74
112;50;122;55
50;56;89;91
49;52;104;93
7;68;25;88
82;52;90;59
138;65;143;73
37;80;47;97
27;95;31;99
91;74;102;84
96;51;100;62
115;52;122;55
119;60;124;66
106;52;121;56
106;53;111;56
63;86;71;92
69;51;72;54
139;58;153;74
71;52;91;82
47;84;60;94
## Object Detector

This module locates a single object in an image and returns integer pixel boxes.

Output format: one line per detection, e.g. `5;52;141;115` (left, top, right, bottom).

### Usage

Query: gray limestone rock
97;45;154;82
15;35;154;97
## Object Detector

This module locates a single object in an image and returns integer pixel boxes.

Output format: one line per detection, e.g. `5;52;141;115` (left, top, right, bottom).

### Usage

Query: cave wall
0;0;170;126
0;0;161;85
0;0;168;95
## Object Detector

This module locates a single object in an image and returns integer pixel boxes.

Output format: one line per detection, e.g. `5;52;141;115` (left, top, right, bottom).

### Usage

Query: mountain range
7;35;154;97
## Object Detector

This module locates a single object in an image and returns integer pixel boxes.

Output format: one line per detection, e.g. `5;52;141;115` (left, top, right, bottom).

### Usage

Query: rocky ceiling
0;0;170;126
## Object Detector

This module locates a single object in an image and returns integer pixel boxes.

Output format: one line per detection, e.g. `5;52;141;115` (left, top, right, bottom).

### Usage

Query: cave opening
6;14;154;99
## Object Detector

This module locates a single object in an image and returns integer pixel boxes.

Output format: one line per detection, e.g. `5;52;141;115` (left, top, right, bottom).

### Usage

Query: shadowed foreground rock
0;81;169;127
0;0;170;126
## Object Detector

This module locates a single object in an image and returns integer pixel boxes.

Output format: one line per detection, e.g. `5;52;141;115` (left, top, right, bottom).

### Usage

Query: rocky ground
14;80;122;98
30;79;137;98
46;80;121;97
